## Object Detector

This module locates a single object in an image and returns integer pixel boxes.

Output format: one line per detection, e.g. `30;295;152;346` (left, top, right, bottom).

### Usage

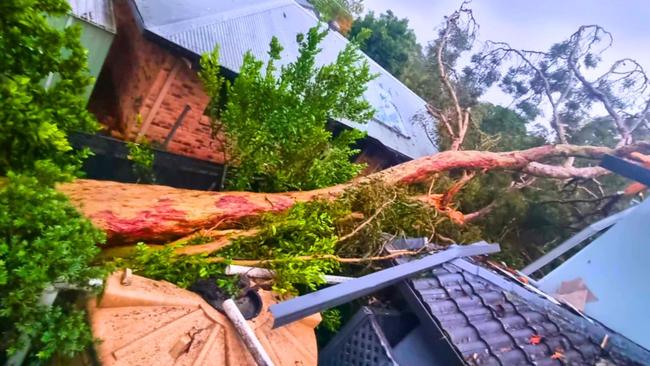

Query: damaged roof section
401;255;650;365
130;0;437;160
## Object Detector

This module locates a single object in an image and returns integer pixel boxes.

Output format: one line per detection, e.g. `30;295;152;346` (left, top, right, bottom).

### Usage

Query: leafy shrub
199;26;376;192
117;243;225;289
0;0;99;179
126;140;155;183
319;308;342;332
218;200;350;295
0;0;106;360
0;171;105;360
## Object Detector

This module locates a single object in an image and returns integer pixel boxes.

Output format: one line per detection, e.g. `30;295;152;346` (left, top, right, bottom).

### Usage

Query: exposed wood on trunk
58;143;650;244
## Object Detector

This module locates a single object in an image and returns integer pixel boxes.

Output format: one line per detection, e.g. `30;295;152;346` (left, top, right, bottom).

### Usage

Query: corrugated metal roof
131;0;437;159
390;244;650;365
68;0;116;33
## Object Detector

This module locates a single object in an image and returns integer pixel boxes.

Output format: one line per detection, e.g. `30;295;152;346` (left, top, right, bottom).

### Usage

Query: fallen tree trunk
58;143;650;244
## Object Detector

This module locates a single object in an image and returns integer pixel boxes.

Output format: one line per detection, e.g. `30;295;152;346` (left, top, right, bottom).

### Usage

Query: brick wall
90;0;398;169
92;0;226;163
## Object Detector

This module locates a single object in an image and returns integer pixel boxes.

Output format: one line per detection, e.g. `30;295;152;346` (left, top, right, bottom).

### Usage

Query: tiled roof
406;258;650;366
130;0;438;160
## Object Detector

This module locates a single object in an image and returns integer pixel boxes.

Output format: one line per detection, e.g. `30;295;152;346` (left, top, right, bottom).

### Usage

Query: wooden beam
136;60;182;140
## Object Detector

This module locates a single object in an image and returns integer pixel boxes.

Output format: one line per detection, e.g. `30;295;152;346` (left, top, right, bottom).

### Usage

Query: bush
0;0;105;360
0;171;105;360
200;26;376;192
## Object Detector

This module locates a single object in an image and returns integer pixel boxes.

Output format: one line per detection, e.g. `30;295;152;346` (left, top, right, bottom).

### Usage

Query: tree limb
58;142;650;244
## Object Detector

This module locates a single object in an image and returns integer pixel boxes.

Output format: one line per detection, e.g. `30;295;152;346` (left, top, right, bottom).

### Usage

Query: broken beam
269;241;500;328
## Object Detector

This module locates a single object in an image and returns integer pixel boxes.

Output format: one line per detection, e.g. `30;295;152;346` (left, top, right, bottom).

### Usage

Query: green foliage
126;140;155;183
319;308;342;332
310;0;363;32
0;0;106;360
0;172;105;359
28;305;95;362
216;181;483;295
337;181;483;258
117;243;225;289
200;26;376;192
219;201;348;295
455;103;546;152
348;11;420;78
0;0;99;179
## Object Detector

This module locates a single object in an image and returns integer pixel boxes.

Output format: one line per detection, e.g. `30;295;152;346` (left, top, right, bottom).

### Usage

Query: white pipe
222;299;275;366
226;265;353;284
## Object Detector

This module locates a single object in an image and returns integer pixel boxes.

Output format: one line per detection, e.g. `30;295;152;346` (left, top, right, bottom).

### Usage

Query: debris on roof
130;0;438;160
399;255;650;365
89;271;320;365
269;241;500;328
553;278;598;312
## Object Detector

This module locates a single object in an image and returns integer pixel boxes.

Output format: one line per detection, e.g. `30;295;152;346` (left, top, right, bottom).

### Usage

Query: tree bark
58;143;650;245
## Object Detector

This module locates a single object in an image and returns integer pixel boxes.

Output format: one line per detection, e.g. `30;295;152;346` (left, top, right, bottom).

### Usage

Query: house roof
129;0;438;160
69;0;116;33
401;255;650;365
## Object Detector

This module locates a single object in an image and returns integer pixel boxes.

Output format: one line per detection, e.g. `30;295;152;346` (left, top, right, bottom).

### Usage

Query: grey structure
269;242;500;328
319;307;443;366
537;197;650;351
320;307;401;366
521;205;636;276
410;259;649;365
386;238;650;365
130;0;437;160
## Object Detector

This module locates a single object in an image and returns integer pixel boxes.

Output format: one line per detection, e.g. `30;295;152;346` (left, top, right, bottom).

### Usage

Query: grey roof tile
402;259;650;365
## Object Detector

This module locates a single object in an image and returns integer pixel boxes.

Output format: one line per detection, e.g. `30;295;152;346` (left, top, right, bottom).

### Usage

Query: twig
338;194;396;242
537;193;621;205
206;249;425;266
174;229;259;255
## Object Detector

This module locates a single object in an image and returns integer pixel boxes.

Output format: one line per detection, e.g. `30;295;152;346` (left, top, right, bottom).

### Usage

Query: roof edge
451;258;650;364
149;0;295;37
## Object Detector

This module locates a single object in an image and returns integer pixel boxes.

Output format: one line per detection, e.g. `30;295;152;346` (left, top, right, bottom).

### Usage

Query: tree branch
58;142;650;243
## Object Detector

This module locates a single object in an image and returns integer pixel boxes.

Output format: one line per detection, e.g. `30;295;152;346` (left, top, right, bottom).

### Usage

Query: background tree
460;23;650;264
0;0;105;361
476;25;650;148
200;26;375;192
348;10;420;78
310;0;364;34
392;2;649;265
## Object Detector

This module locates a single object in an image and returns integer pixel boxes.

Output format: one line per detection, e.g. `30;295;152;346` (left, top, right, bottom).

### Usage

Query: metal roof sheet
538;197;650;351
131;0;437;159
68;0;116;33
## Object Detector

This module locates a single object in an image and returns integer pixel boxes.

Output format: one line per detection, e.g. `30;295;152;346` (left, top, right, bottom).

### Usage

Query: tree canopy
348;10;420;78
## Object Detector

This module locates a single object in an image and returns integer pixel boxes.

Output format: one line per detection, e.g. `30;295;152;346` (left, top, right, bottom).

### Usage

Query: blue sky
364;0;650;107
